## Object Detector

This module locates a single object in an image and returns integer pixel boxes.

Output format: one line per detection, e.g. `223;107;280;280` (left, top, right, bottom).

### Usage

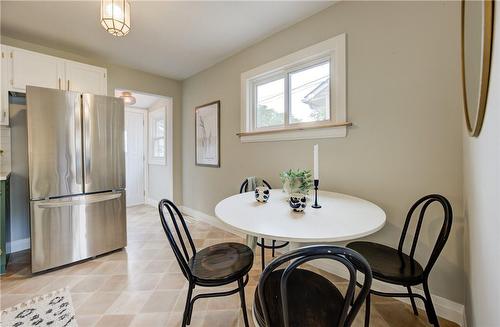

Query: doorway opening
115;89;173;207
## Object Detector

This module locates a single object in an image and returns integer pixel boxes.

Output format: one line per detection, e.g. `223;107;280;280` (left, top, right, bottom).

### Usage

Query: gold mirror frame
461;0;494;137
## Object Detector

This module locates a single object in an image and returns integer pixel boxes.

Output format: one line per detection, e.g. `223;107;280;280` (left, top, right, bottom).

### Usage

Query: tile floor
0;205;457;327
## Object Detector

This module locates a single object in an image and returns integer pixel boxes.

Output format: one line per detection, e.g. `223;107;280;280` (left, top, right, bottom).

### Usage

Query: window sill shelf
237;122;352;143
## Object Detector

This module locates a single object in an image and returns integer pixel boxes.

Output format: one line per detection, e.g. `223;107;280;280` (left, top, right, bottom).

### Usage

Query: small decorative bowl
289;193;307;212
255;186;270;203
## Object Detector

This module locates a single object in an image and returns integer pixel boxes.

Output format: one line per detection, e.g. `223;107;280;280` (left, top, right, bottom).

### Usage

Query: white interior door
125;109;145;206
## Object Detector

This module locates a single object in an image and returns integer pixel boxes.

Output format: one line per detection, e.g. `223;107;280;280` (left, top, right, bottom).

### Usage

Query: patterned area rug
1;288;77;327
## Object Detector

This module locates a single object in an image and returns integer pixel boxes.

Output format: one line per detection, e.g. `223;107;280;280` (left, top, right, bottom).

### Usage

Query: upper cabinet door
1;46;11;125
65;61;107;96
11;48;63;92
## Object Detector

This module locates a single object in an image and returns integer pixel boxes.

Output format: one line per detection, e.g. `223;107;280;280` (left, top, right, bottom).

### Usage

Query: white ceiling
1;1;333;80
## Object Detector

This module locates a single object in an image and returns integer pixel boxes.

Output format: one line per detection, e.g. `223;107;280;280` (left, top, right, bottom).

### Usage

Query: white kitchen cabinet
65;61;107;96
1;46;12;125
10;47;64;92
0;44;108;125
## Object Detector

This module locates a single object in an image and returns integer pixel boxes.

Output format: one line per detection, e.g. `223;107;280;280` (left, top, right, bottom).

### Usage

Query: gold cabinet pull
67;80;70;91
58;78;61;90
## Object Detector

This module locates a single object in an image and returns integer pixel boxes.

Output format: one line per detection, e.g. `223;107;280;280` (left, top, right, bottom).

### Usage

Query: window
149;108;166;165
256;78;285;128
240;34;347;142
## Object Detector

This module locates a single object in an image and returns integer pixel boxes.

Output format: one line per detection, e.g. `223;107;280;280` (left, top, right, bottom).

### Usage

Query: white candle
313;144;319;180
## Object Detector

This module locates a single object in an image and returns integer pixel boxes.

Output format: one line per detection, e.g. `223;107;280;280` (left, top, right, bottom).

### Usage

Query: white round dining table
215;189;386;251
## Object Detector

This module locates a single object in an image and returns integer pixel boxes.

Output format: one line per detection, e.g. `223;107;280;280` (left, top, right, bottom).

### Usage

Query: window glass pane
155;119;164;137
153;138;165;157
256;78;285;128
289;61;330;124
153;118;165;137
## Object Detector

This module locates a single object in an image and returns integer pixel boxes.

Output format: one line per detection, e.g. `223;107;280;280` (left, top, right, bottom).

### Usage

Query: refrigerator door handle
82;95;91;185
75;94;83;186
36;192;122;208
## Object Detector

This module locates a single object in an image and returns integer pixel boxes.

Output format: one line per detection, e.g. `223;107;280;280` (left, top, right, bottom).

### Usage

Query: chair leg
423;281;439;326
364;292;371;327
182;284;194;327
261;238;265;271
351;268;357;306
238;277;250;327
186;287;195;325
272;240;276;257
407;286;419;316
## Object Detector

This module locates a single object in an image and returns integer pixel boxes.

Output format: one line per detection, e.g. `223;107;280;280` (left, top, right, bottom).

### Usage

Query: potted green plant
280;169;313;195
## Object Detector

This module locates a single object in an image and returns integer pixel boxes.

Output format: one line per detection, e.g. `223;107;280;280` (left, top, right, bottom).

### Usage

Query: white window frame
240;33;347;143
148;106;166;165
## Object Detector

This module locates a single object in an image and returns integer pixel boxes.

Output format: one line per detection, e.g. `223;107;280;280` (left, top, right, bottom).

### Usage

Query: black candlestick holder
311;179;321;208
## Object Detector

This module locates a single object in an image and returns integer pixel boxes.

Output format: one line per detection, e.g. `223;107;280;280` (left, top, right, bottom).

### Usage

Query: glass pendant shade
120;91;136;105
100;0;131;37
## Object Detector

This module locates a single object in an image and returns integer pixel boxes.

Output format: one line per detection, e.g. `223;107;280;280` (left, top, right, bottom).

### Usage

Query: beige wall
182;1;464;304
0;36;183;204
463;4;500;326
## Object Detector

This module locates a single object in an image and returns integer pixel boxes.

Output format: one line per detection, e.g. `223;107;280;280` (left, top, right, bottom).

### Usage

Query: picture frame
195;101;220;167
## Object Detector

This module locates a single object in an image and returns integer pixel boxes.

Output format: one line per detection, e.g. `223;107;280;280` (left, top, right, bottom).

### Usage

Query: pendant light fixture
120;91;136;105
100;0;131;37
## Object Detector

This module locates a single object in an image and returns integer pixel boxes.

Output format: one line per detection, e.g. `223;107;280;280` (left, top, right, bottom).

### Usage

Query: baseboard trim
311;260;465;326
6;237;30;254
145;197;158;207
180;205;465;326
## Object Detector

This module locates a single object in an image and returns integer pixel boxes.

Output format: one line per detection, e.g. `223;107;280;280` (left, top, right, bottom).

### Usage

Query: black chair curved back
258;245;372;327
240;179;272;193
398;194;453;276
158;199;196;280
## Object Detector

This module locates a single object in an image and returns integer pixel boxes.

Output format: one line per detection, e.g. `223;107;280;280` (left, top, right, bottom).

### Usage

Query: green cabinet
0;175;10;274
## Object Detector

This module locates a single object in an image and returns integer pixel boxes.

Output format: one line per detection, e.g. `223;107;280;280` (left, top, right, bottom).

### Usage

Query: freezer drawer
30;191;127;273
83;94;125;193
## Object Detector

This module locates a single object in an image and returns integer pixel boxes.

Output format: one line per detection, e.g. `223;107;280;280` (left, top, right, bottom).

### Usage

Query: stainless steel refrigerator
25;86;126;273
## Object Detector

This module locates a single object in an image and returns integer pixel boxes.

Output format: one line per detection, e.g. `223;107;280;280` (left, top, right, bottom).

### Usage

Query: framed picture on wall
195;101;220;167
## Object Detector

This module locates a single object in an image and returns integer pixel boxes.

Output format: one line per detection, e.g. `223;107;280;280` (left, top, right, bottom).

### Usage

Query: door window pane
155;119;164;137
153;138;165;157
149;108;166;165
152;117;165;157
256;78;285;128
289;61;330;124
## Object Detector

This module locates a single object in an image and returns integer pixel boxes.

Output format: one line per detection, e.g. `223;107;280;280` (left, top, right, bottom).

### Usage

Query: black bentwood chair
158;199;254;327
347;194;453;327
239;179;289;271
253;245;373;327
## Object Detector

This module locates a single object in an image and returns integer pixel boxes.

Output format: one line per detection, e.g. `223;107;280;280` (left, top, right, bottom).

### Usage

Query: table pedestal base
246;235;303;255
246;235;258;251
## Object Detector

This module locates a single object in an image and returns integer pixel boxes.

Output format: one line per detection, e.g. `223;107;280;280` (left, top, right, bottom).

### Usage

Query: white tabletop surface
215;189;386;243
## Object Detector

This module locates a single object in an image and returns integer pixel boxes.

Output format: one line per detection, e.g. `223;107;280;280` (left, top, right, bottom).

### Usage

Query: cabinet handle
58;78;61;90
67;80;70;91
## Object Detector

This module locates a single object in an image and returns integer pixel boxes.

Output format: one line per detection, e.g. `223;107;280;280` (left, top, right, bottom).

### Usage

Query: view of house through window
254;59;331;130
290;61;330;124
256;78;285;128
